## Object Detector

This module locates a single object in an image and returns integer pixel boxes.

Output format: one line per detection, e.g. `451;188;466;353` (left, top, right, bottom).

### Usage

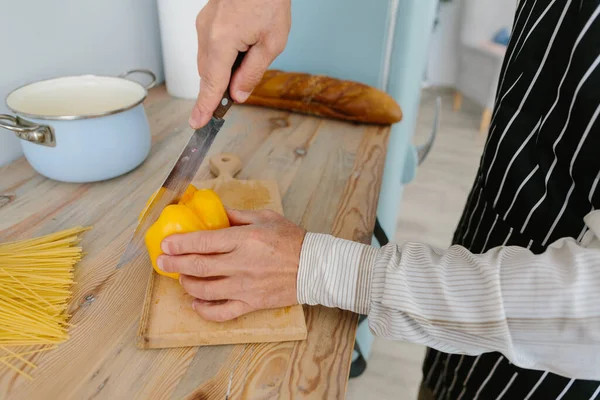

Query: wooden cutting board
136;153;307;349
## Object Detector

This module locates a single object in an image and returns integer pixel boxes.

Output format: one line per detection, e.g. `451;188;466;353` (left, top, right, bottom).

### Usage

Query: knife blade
117;52;246;267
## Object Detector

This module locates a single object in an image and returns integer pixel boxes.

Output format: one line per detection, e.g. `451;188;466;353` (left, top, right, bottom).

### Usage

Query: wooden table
0;85;390;399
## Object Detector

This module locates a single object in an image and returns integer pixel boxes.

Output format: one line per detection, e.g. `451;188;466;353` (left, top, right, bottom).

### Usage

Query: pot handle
0;115;56;147
119;69;158;90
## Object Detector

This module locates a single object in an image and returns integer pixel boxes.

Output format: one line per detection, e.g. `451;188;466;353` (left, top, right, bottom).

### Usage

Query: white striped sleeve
296;212;600;380
297;233;377;315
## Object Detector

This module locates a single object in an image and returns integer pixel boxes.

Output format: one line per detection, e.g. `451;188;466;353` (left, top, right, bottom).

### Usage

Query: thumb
229;43;275;103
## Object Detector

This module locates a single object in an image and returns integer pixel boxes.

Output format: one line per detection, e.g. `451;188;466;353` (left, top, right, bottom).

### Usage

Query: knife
117;52;246;267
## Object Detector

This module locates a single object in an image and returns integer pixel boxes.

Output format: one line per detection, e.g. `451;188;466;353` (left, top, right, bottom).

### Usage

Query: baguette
244;70;402;125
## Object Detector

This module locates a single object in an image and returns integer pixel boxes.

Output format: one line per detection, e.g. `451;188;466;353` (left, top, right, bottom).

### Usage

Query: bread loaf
244;70;402;125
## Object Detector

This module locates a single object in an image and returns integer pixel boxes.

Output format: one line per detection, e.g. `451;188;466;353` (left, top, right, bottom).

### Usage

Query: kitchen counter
0;85;390;399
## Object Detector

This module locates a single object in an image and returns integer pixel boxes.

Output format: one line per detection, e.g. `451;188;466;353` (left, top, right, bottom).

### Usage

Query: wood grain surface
0;85;390;399
137;153;307;349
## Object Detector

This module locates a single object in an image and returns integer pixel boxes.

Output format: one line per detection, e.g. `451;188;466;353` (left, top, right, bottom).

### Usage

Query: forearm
297;224;600;380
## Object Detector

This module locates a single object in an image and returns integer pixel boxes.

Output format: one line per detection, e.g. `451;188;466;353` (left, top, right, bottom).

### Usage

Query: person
158;0;600;398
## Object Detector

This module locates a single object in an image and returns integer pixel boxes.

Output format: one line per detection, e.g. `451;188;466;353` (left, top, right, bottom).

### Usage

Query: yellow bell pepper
179;189;230;230
143;186;230;279
178;184;198;205
138;184;199;222
138;187;165;222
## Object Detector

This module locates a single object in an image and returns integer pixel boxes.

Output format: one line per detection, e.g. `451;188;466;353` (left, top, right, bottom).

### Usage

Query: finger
180;276;238;302
229;43;275;103
192;299;255;322
225;209;261;226
161;229;240;256
157;253;236;277
190;45;239;129
226;208;281;226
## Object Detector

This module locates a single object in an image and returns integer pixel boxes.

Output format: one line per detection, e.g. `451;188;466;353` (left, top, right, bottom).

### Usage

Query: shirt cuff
297;232;378;315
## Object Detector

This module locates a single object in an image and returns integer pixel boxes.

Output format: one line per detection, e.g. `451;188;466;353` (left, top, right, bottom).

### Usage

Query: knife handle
213;51;247;120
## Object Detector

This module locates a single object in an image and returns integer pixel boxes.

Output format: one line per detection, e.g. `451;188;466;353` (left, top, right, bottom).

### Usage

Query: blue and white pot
0;70;156;183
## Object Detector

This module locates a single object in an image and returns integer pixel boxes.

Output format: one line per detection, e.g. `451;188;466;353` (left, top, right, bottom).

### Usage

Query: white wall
426;0;518;87
460;0;519;46
0;0;164;167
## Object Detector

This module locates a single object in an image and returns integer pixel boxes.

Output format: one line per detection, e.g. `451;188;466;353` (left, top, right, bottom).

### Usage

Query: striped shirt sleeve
297;211;600;380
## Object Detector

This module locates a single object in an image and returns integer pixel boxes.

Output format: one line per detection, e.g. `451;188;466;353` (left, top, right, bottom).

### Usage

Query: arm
298;211;600;380
158;209;600;380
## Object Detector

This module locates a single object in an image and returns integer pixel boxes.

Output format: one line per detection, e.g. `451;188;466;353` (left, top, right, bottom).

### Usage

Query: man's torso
423;1;600;399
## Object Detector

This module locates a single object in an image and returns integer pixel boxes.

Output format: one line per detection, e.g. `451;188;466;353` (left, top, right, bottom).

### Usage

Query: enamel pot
0;70;157;183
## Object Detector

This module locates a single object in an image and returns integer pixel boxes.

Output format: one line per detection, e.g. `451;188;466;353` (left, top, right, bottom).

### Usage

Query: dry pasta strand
0;226;90;380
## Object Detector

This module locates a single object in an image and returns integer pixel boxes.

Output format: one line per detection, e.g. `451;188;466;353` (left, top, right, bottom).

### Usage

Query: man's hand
157;209;306;322
190;0;292;129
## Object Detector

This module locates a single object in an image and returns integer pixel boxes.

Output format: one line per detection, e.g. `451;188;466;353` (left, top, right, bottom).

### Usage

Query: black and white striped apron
422;0;600;399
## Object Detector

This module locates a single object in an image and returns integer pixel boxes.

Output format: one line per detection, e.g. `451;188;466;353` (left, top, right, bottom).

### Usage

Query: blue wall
272;0;438;240
271;0;393;89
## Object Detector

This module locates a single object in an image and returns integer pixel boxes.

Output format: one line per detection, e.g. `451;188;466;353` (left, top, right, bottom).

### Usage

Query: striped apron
422;0;600;399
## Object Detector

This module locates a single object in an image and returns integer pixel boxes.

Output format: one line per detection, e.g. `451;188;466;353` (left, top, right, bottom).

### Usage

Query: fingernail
191;299;197;310
235;90;250;103
188;116;201;130
179;275;183;285
157;256;165;271
161;240;170;254
189;108;203;129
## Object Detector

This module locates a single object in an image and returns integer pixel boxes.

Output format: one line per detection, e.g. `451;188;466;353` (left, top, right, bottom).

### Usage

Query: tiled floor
346;89;487;400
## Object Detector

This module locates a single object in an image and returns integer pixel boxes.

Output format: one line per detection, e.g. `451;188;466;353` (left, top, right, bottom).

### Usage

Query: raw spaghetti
0;226;90;379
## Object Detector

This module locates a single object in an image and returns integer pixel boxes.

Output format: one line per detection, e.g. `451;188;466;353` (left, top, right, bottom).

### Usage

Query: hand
190;0;292;129
157;209;306;322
